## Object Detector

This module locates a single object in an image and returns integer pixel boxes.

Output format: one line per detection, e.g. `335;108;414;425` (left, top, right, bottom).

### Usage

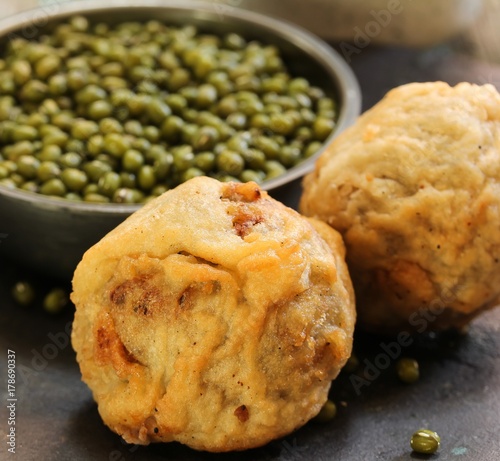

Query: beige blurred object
464;0;500;63
0;0;38;18
212;0;484;47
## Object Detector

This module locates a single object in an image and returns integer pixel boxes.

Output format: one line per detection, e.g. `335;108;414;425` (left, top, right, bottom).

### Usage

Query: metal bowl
0;0;361;280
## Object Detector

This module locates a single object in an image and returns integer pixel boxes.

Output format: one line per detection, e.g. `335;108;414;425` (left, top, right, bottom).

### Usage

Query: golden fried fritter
71;177;355;452
300;82;500;333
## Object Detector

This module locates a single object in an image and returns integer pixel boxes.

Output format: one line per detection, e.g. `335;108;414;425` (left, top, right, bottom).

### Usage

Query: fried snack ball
71;176;355;452
300;82;500;333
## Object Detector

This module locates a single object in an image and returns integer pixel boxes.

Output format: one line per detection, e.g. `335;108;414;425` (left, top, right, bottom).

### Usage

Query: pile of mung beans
0;16;337;203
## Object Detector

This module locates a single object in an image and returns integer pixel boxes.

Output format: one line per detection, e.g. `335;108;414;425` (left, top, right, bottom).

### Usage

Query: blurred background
0;0;498;61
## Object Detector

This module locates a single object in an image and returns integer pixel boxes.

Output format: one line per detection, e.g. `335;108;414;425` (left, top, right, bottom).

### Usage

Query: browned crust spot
234;405;249;423
232;211;264;238
110;276;163;317
95;313;141;377
178;281;220;310
221;182;262;203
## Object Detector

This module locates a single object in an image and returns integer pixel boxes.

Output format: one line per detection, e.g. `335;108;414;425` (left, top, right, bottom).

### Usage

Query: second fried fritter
301;81;500;333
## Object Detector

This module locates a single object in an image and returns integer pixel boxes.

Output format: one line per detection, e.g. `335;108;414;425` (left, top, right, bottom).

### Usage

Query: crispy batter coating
300;82;500;333
71;177;355;452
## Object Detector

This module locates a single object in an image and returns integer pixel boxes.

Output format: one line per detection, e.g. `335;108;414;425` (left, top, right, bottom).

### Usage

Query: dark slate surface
2;44;500;461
